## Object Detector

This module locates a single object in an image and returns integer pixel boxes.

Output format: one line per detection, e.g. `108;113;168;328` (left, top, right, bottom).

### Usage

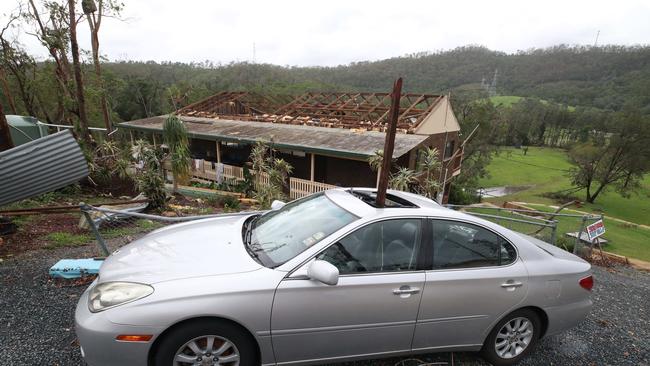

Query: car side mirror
271;200;286;210
307;260;339;286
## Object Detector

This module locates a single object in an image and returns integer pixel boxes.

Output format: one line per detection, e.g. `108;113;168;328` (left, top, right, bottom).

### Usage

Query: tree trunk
28;0;73;124
87;12;112;133
0;68;17;114
68;0;92;145
0;102;14;151
587;182;607;203
585;182;593;203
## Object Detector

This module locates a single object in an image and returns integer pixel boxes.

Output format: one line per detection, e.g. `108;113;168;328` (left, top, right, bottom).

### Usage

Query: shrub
132;140;167;209
448;184;481;205
220;195;241;211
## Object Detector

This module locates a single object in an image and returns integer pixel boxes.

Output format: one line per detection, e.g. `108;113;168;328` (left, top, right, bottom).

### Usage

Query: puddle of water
479;185;533;197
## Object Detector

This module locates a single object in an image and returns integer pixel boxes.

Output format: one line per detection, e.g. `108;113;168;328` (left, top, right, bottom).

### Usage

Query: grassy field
477;146;650;261
490;95;524;108
490;95;576;111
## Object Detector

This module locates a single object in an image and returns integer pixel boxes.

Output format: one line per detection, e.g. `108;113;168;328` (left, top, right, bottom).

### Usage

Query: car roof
324;187;453;220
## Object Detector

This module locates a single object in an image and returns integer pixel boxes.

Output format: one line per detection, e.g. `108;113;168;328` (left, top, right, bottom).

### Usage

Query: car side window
317;219;421;274
432;220;516;269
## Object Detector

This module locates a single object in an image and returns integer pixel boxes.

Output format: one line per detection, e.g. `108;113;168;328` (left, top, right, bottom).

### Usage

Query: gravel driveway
0;243;648;366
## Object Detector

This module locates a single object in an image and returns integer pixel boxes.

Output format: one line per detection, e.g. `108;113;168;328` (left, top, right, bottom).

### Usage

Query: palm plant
389;167;417;191
87;140;131;185
368;150;384;172
163;114;191;192
249;141;293;208
418;147;442;199
368;149;390;188
131;140;166;209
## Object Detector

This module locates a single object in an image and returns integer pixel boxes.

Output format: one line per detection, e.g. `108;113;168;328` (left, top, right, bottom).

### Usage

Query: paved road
0;243;648;366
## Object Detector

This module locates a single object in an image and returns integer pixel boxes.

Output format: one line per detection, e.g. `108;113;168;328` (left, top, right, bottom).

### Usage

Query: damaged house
119;91;462;202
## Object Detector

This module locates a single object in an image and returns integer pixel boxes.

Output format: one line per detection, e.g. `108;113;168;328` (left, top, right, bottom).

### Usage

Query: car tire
479;309;541;366
153;318;258;366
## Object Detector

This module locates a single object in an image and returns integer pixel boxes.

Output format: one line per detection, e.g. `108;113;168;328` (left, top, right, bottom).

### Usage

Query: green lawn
467;206;650;262
490;95;576;111
490;96;524;108
476;146;650;261
479;147;650;226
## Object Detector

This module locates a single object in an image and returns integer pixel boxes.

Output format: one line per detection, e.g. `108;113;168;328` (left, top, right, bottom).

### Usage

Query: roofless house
119;91;463;202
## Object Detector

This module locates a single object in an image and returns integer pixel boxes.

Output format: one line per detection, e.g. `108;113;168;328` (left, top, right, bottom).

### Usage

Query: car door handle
393;286;421;295
501;281;523;288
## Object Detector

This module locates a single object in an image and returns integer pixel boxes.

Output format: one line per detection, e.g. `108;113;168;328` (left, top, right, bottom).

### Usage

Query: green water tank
7;115;49;146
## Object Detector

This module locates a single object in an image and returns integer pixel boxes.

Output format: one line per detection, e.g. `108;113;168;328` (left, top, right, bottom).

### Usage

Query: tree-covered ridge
2;43;649;126
98;44;650;123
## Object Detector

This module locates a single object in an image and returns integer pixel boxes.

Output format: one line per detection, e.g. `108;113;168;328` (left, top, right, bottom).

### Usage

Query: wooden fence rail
168;159;336;199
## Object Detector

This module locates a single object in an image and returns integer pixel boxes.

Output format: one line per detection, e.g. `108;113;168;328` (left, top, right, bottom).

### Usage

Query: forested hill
304;45;650;111
100;45;649;121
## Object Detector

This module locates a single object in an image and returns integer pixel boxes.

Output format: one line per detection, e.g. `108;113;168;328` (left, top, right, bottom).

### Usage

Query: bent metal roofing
119;115;429;160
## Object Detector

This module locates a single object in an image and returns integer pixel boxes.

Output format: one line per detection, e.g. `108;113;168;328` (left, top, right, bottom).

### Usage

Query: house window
444;140;455;160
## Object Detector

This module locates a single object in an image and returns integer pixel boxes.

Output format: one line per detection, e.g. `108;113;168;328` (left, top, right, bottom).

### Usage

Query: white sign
586;220;605;241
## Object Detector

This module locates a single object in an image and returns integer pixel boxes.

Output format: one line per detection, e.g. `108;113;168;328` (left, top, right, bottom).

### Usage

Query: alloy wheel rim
173;334;240;366
495;316;534;359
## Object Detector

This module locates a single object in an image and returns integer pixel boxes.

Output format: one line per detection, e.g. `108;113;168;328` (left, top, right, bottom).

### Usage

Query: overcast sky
8;0;650;66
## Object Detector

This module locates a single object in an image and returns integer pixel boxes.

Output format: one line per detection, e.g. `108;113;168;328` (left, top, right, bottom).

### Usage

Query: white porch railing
182;159;336;199
289;176;335;199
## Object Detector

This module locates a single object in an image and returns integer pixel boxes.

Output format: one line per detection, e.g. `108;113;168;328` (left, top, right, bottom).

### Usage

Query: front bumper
75;285;164;366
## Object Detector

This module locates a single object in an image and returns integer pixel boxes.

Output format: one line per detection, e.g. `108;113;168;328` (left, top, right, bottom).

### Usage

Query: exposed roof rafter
176;91;446;134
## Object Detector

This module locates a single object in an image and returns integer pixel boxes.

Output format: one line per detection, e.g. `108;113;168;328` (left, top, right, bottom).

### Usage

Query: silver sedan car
75;188;593;366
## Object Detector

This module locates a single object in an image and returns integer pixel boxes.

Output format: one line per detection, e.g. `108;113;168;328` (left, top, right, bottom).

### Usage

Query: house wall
188;138;217;161
276;151;310;180
175;133;459;199
314;155;376;188
404;131;461;204
414;97;461;135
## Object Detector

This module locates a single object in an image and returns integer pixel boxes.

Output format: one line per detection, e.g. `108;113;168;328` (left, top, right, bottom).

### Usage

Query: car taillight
579;275;594;291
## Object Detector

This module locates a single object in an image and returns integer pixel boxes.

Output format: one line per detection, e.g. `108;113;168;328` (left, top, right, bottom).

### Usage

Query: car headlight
88;282;154;312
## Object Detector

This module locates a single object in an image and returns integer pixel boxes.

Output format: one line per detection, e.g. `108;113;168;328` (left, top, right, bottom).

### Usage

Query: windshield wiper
242;214;261;262
241;215;255;244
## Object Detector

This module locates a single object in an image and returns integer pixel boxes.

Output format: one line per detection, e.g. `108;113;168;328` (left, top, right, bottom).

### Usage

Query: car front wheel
480;309;541;365
153;319;257;366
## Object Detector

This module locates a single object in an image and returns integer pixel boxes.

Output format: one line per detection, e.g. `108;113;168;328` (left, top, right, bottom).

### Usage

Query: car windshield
243;192;357;268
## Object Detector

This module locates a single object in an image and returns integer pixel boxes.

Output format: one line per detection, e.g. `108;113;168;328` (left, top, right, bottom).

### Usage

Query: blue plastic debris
49;258;103;279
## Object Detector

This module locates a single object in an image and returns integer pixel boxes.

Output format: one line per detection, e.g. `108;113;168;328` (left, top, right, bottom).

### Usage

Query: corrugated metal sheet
0;130;89;206
120;115;429;160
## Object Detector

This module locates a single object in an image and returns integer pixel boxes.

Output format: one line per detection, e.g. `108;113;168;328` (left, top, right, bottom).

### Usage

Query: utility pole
376;77;403;208
0;102;14;151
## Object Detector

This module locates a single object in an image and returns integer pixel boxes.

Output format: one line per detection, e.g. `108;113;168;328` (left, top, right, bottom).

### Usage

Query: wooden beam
216;141;221;163
359;93;391;123
398;94;425;119
376;167;381;189
310;153;315;181
376;77;403;207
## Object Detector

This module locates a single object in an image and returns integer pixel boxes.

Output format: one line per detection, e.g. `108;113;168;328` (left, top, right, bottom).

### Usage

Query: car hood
97;214;262;284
